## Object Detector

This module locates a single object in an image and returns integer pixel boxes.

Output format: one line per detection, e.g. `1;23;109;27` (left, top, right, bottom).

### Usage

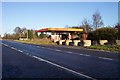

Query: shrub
88;27;118;44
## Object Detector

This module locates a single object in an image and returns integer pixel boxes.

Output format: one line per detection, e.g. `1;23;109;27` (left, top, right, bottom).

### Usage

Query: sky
1;0;119;2
1;2;118;36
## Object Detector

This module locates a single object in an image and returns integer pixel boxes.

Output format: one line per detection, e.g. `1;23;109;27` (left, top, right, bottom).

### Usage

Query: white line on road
11;47;17;50
55;49;61;52
3;43;8;47
26;53;29;55
11;47;14;49
32;56;45;61
98;57;113;61
32;55;97;80
3;42;114;62
35;46;92;58
79;54;84;56
18;50;23;53
46;47;92;58
66;51;73;54
84;54;90;57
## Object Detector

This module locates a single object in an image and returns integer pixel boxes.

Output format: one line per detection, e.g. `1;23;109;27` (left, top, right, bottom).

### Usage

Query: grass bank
88;45;120;53
15;38;57;46
15;39;120;53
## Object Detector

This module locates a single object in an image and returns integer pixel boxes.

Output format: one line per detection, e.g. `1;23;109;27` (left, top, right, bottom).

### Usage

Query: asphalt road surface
1;40;120;79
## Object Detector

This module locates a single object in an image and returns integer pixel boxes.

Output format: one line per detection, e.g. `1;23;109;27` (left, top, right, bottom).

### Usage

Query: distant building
36;28;85;42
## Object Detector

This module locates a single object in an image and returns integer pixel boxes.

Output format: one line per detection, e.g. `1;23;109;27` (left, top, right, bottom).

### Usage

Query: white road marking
32;56;45;61
11;47;14;49
11;47;16;50
98;57;113;61
3;43;114;63
35;46;91;58
32;56;96;80
79;54;84;56
26;53;29;55
87;48;112;53
18;50;23;53
55;49;61;52
46;47;91;57
3;44;8;46
84;54;90;57
66;51;73;54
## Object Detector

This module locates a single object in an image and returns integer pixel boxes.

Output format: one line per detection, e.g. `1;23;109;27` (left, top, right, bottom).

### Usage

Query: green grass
15;38;57;46
88;45;120;52
15;39;120;53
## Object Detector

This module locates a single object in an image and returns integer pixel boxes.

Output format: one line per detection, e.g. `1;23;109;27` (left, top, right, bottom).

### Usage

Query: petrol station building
35;28;90;46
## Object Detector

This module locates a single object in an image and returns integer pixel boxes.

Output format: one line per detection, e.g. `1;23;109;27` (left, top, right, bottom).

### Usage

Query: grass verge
88;45;120;53
15;39;120;53
15;38;57;46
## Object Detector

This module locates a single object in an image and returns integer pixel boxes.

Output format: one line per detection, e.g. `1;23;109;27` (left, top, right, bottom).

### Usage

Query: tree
115;23;120;40
14;27;29;39
34;31;38;39
21;28;27;38
92;10;104;30
21;28;27;34
14;27;21;34
94;27;117;44
28;30;33;40
14;27;22;38
39;32;47;39
32;30;38;39
81;18;93;33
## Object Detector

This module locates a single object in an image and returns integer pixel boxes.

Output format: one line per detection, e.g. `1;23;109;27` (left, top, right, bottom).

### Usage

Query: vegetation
14;27;27;38
2;10;120;53
28;30;33;40
15;38;57;45
115;23;120;40
87;27;118;44
2;33;19;40
92;10;104;29
81;18;93;33
88;45;120;52
39;32;48;39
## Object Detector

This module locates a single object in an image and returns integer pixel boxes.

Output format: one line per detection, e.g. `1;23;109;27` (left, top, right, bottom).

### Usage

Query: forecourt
1;40;119;79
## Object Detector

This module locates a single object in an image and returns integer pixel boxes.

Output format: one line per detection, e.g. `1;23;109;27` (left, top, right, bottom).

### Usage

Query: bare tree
14;27;21;34
92;10;104;30
14;26;22;38
14;27;28;39
21;27;27;34
82;18;93;33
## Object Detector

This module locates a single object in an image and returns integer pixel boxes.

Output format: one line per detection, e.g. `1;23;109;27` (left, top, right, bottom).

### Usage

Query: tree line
68;10;120;44
2;10;120;45
2;27;39;40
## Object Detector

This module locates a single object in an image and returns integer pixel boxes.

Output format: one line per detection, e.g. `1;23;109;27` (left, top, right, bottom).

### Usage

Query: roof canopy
35;28;83;33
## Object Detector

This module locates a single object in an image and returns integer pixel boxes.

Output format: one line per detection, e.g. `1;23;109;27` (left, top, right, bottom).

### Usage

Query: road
1;40;119;79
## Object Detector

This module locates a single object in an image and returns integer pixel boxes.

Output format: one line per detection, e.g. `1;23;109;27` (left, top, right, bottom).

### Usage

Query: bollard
73;40;81;46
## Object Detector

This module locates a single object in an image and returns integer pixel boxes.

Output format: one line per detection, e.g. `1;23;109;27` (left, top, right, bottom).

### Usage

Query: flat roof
35;28;83;32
